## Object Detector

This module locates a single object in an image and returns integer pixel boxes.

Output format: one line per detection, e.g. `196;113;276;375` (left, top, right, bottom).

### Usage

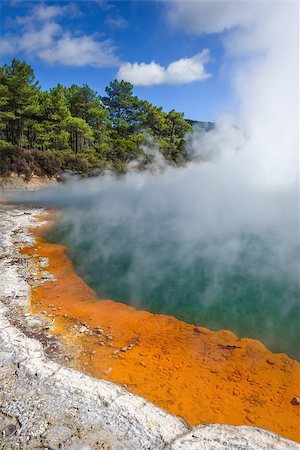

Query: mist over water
16;156;299;359
9;1;299;359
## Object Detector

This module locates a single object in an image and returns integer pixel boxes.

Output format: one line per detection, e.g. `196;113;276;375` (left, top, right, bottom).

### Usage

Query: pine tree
102;80;142;137
0;59;193;176
35;86;71;150
65;84;109;153
0;59;40;147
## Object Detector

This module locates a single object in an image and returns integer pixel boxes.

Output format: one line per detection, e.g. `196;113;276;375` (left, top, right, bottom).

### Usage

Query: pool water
45;211;300;361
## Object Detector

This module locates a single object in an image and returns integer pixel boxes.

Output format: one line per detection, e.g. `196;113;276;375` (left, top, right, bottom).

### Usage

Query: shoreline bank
0;204;299;449
0;174;58;195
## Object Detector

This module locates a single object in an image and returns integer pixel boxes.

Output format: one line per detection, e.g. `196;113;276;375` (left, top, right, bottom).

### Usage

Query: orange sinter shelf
22;212;300;443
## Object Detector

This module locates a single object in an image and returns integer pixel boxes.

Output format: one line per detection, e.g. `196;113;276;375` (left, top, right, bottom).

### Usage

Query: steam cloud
9;1;299;358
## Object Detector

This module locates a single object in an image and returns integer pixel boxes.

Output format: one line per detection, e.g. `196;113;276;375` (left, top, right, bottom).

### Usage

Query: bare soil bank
0;174;58;194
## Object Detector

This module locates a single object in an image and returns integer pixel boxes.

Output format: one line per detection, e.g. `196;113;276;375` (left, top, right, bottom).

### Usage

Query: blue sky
0;1;236;121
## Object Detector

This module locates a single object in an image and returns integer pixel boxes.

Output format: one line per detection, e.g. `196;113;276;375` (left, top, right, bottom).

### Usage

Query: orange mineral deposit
22;212;300;443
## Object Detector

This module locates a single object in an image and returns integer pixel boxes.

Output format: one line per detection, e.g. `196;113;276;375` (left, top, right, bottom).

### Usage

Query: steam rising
9;2;299;358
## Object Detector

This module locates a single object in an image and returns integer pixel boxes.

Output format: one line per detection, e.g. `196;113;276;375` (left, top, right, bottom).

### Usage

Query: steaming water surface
42;173;299;361
6;0;298;366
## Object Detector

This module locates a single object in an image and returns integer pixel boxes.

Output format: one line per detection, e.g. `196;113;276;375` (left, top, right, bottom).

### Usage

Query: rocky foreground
0;204;299;450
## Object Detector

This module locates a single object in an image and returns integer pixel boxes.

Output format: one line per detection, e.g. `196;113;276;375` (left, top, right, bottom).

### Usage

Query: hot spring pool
45;210;300;361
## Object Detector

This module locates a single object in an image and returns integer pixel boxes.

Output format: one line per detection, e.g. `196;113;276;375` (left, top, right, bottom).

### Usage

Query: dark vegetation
0;59;193;179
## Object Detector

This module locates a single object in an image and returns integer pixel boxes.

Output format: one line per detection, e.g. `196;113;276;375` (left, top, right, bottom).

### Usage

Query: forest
0;59;192;179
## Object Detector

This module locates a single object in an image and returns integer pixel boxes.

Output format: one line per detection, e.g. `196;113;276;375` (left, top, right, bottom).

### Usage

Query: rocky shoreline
0;204;299;450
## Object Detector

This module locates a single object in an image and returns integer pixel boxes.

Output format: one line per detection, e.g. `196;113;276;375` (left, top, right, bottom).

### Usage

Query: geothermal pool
45;203;299;361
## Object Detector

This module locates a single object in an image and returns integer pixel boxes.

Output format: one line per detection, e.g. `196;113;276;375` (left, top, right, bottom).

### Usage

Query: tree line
0;59;192;178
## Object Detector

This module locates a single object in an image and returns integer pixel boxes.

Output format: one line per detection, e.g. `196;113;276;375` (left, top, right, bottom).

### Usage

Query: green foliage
30;149;62;177
0;145;32;179
0;59;40;147
0;59;192;179
64;84;109;154
102;80;138;135
0;139;11;149
0;146;61;179
66;116;94;154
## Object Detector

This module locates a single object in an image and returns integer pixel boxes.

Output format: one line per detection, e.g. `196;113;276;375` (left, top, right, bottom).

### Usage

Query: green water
45;214;300;361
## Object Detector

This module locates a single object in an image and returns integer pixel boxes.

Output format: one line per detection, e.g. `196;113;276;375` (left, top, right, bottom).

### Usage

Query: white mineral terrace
0;204;299;449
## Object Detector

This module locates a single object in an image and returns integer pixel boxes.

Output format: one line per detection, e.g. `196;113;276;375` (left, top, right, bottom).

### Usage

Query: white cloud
39;35;118;67
16;4;65;24
0;4;119;68
166;0;257;35
117;50;211;86
20;22;61;53
105;15;128;29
